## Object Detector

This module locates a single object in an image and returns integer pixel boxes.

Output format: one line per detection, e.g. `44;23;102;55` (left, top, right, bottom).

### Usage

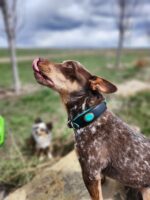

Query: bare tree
146;17;150;44
115;0;138;68
0;0;21;94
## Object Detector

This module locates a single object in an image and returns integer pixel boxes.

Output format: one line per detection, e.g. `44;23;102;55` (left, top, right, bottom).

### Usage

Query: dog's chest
33;133;51;149
75;122;109;179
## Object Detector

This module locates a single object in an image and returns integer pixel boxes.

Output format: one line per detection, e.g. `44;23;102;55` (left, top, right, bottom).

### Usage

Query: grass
116;90;150;136
0;61;35;89
0;89;71;187
0;48;68;58
0;89;71;142
1;49;149;89
0;48;149;58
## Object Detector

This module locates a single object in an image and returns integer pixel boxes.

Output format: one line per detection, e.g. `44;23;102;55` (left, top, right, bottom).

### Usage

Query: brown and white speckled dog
32;58;150;200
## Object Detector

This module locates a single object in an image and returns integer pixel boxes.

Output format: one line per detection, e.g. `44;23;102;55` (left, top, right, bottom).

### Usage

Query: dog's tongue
32;58;40;72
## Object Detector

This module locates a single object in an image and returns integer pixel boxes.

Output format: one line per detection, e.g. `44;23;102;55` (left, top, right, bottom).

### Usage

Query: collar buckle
67;120;80;129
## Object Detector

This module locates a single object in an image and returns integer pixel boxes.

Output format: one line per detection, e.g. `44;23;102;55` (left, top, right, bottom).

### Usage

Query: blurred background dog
29;118;53;161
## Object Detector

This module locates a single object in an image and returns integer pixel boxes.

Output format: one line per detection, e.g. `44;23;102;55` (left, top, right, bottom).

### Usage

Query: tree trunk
8;36;21;94
0;0;21;94
115;30;124;69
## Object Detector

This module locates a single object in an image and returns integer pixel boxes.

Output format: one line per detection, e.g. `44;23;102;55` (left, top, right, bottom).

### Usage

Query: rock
116;80;150;97
0;191;5;200
4;189;26;200
4;151;129;200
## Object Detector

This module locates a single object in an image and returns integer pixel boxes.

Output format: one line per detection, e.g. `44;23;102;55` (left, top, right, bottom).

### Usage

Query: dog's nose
39;58;45;62
38;58;48;63
38;58;50;68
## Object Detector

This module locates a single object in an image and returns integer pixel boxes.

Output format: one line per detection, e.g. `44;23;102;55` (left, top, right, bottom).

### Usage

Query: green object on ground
0;116;5;146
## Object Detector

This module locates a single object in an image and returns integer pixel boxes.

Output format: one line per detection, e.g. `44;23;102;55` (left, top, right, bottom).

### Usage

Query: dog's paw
39;155;45;161
48;152;53;159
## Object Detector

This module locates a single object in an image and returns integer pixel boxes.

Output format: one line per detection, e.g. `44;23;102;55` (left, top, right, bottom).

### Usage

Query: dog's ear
89;76;117;94
46;122;53;130
34;118;42;124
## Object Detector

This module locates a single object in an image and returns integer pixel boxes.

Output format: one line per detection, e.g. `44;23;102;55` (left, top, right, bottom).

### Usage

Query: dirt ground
0;83;41;99
4;151;142;200
116;79;150;97
1;79;149;100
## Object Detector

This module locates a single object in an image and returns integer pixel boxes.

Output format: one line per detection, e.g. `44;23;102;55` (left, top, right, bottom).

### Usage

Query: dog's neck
65;90;105;121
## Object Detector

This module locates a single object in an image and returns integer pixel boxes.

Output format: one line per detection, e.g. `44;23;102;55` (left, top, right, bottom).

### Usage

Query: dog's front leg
82;173;103;200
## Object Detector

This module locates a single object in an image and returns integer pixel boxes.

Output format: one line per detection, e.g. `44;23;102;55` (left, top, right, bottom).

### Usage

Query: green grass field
0;48;149;189
0;49;149;88
0;48;67;58
117;91;150;136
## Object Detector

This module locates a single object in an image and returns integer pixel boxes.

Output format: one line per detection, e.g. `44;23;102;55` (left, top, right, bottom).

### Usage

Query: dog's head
32;118;53;137
32;58;117;102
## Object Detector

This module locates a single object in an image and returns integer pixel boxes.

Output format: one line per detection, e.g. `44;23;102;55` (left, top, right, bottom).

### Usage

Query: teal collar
68;101;107;129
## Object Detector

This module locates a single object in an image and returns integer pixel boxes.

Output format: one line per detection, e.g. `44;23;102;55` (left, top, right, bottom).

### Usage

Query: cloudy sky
0;0;150;48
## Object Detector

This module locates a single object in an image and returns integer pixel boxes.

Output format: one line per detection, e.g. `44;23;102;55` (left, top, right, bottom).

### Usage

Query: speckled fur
74;110;150;188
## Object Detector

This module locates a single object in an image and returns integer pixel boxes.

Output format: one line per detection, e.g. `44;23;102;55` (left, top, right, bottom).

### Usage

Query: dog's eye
65;61;76;69
62;63;75;73
61;62;77;81
67;64;74;69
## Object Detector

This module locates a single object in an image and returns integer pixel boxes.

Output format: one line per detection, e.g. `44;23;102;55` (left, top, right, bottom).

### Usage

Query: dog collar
68;101;107;129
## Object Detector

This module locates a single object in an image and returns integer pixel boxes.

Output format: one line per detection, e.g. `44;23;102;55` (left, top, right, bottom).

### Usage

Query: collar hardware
84;113;94;122
68;101;107;130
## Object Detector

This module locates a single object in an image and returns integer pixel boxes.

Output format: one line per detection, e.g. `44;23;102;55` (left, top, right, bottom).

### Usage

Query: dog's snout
37;58;52;72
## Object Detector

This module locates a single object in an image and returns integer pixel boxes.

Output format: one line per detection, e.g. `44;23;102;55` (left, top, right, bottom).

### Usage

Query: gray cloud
0;0;150;48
